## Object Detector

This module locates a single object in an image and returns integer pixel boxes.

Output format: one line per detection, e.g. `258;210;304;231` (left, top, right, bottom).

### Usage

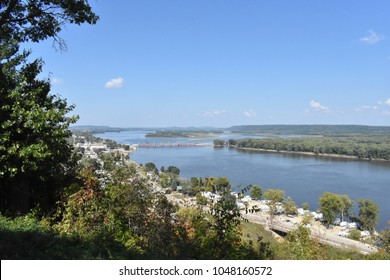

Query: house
241;195;252;202
201;192;221;200
340;221;348;227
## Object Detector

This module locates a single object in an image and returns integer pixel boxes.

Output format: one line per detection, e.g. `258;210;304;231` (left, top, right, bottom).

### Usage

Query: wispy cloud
203;109;226;117
51;77;63;85
243;110;257;118
355;99;390;114
105;77;124;88
360;30;385;45
354;105;379;112
309;100;329;111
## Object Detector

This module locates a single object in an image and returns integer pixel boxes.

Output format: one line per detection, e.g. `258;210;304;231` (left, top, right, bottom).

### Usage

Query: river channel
94;131;390;231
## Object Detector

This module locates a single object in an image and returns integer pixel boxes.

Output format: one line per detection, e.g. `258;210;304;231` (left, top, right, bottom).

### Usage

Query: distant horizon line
70;124;390;129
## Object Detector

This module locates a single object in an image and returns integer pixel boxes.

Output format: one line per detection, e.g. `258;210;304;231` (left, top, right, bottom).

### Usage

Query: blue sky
26;0;390;127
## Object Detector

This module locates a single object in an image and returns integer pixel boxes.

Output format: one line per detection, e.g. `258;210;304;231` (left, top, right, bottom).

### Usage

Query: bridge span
136;142;212;148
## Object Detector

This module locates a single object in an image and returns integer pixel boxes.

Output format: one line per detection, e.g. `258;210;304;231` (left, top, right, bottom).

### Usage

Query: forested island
215;135;390;161
229;125;390;136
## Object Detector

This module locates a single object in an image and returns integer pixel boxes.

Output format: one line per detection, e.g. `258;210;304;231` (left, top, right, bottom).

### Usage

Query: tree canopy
0;0;98;215
0;0;98;46
358;199;379;232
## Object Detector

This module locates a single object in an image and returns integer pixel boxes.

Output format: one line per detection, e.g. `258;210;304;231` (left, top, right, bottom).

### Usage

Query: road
242;212;378;255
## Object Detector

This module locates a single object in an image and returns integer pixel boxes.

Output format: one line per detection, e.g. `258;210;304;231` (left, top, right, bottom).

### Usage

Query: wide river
95;131;390;231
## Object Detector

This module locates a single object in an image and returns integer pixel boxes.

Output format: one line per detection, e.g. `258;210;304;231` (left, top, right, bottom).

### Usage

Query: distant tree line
229;125;390;136
221;136;390;160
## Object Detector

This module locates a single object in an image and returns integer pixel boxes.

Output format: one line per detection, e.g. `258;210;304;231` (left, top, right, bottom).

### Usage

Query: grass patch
241;221;275;244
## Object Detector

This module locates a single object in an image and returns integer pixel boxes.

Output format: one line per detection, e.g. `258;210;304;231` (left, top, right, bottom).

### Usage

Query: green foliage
0;0;98;45
230;124;390;136
190;177;199;187
0;0;98;215
196;193;208;205
319;192;342;226
144;162;157;173
264;189;285;221
250;185;262;200
302;202;310;210
283;196;298;215
319;192;353;226
285;225;317;259
348;228;361;241
230;135;390;160
264;189;285;203
166;165;180;175
379;228;390;254
0;48;78;214
358;199;379;232
213;139;227;147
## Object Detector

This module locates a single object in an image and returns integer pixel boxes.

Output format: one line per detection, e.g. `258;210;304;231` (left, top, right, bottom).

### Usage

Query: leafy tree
285;224;316;259
190;177;199;188
283;196;297;215
0;0;98;47
348;228;361;241
264;189;285;203
213;139;227;147
166;166;180;175
144;162;157;173
319;192;343;226
302;202;309;211
208;189;242;259
379;227;390;254
340;194;354;221
358;199;379;232
264;189;285;222
214;176;231;194
0;0;98;215
250;185;262;200
0;50;78;214
159;173;171;189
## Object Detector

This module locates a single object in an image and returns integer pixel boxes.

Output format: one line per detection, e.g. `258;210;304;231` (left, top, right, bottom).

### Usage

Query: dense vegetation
0;0;98;216
229;125;390;136
223;136;390;160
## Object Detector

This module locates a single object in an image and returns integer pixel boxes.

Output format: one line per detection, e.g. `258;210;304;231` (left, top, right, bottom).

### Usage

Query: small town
71;133;379;255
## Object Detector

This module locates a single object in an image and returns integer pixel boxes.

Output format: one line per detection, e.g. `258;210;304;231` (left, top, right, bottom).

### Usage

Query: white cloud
360;30;385;45
354;105;379;112
105;77;124;88
243;110;257;118
309;100;329;111
203;109;226;117
51;77;63;85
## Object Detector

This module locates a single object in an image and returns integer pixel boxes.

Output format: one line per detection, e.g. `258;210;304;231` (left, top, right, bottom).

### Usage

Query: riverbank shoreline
230;146;390;163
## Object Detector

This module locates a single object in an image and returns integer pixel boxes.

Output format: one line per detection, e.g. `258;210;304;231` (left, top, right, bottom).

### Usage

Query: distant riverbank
230;146;390;162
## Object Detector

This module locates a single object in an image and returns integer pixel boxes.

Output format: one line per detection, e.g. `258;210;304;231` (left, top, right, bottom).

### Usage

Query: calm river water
95;131;390;231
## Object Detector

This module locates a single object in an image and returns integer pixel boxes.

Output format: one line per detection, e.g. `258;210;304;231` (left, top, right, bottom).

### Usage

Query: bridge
136;142;212;148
